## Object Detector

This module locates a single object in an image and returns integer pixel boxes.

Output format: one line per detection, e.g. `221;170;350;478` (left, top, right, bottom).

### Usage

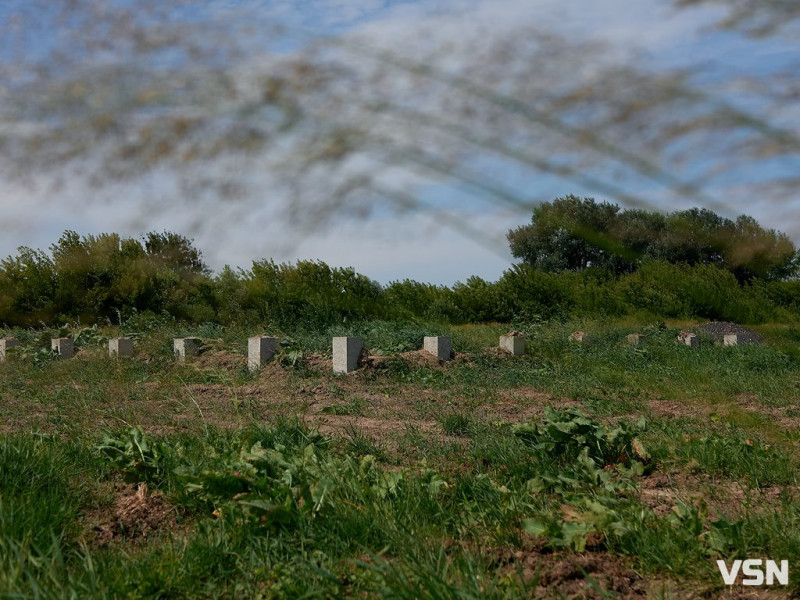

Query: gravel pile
692;321;764;344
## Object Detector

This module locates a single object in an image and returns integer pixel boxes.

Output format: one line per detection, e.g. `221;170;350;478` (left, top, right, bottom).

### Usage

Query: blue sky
0;0;797;284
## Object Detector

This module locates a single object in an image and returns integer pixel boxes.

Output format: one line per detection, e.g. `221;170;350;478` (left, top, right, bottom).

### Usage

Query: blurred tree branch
0;0;796;245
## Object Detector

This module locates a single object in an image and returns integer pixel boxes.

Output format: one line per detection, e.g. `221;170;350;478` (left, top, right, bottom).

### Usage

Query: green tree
143;232;209;275
509;197;798;282
0;230;214;325
507;196;628;273
0;247;56;325
238;259;384;329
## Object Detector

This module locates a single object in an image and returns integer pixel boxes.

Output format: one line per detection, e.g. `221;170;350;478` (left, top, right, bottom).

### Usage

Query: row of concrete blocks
0;335;273;367
335;334;526;372
570;331;741;347
333;336;453;374
0;330;748;367
629;332;742;347
0;336;133;361
0;334;529;371
173;337;280;371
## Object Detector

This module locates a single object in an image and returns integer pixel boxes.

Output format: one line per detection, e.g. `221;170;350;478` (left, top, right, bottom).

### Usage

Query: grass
0;317;799;597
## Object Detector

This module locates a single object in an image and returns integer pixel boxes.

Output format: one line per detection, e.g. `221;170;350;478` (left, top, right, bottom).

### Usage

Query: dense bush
1;230;797;328
0;231;210;326
508;196;799;282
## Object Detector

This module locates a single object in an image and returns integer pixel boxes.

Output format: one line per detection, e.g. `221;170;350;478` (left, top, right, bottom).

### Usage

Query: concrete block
248;336;277;371
678;332;698;347
627;333;645;346
0;337;19;362
333;337;362;373
174;337;201;361
723;334;738;347
109;337;134;358
424;336;451;361
500;333;525;356
51;338;74;359
569;331;589;344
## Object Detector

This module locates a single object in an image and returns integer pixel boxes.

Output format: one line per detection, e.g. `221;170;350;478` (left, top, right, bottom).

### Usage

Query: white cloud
348;0;724;57
0;163;520;284
210;209;515;285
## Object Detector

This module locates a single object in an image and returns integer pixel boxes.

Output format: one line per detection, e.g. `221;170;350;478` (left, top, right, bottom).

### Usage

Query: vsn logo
717;560;789;586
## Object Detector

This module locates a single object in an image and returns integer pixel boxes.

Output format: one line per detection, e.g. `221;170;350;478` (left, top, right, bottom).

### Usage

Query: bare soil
85;482;179;546
639;469;793;520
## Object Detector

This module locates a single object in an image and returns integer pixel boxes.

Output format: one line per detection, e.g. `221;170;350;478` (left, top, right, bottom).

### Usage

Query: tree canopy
0;231;209;325
1;227;799;327
507;196;799;282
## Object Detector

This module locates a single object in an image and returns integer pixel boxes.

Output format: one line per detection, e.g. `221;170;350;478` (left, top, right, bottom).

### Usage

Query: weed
513;407;650;469
343;424;387;461
321;397;368;416
439;412;474;437
96;427;167;484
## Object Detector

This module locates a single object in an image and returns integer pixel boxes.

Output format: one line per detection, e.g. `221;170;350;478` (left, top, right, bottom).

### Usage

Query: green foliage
512;407;649;469
508;195;628;272
277;342;304;369
1;227;798;328
0;230;211;326
497;264;573;321
96;427;167;484
674;429;796;487
3;315;800;596
439;412;475;437
508;196;799;282
0;436;100;596
232;259;384;330
2;397;800;596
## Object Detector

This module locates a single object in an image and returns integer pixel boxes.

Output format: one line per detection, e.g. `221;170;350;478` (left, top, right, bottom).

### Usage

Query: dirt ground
84;482;180;547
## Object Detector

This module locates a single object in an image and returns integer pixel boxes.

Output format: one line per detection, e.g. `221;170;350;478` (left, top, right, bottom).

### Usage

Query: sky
0;0;797;285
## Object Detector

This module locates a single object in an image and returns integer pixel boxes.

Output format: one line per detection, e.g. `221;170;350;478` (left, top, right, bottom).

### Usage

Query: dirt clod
88;482;176;545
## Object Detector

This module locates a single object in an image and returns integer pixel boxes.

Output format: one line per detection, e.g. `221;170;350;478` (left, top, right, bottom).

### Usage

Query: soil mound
693;321;764;344
89;482;177;545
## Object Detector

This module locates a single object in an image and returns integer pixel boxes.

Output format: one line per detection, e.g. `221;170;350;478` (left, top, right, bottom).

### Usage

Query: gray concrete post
109;337;134;358
724;334;738;347
51;338;74;359
174;337;201;361
0;337;19;362
499;334;525;356
424;336;451;361
248;336;277;371
333;337;362;373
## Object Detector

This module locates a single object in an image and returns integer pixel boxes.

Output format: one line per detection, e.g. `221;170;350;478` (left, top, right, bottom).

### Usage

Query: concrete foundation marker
724;334;738;347
174;337;201;361
424;336;451;361
0;337;19;362
109;337;134;358
499;332;525;356
51;338;74;359
248;336;277;371
333;337;362;373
